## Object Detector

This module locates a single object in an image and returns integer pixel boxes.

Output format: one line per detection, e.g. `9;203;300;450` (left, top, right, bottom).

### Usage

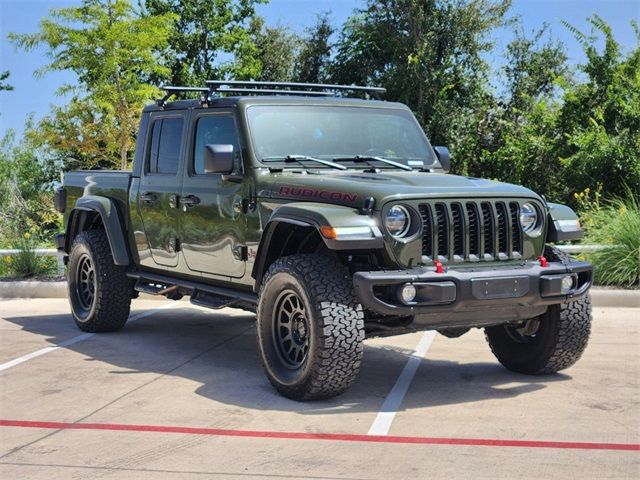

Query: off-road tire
68;229;132;332
256;254;365;401
485;294;591;374
485;244;592;374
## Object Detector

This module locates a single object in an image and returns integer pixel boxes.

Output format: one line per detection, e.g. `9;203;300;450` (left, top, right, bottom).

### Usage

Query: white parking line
0;302;177;373
367;330;436;436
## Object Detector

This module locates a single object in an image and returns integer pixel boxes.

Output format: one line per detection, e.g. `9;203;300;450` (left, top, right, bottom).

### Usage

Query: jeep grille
418;201;526;262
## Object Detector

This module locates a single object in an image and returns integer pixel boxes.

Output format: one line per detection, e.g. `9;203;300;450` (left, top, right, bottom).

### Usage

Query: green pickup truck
55;80;593;401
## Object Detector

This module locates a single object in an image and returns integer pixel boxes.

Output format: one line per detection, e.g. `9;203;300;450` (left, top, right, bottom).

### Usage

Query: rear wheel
256;254;365;401
68;230;132;332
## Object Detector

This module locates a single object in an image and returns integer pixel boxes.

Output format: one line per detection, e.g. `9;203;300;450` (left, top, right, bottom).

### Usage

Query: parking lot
0;298;638;479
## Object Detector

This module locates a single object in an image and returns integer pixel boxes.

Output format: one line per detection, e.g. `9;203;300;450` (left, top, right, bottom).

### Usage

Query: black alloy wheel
74;253;96;315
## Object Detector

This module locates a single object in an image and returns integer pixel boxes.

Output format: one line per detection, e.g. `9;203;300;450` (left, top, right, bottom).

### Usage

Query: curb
589;288;640;309
0;281;68;299
0;281;163;301
1;281;638;308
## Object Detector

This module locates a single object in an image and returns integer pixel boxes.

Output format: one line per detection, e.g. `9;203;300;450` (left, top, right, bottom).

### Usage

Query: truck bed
64;170;133;212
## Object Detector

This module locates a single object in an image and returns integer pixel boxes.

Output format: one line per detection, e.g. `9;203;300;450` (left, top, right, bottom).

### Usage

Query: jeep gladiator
55;80;593;400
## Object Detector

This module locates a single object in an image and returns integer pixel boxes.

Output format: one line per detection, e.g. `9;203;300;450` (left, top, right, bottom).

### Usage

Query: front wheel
485;294;592;374
68;229;132;332
256;254;365;401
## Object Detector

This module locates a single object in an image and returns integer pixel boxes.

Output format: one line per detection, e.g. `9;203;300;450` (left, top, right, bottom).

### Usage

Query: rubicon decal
278;186;358;202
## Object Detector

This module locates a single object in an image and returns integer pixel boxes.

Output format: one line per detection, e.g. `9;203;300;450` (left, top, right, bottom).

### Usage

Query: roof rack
214;87;334;97
206;80;386;99
156;80;386;107
157;86;210;107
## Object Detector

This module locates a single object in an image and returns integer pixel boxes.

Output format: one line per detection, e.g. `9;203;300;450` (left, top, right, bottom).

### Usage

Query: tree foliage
0;125;61;244
144;0;265;83
556;16;640;199
0;71;13;92
332;0;510;144
294;12;334;84
243;18;300;81
9;0;176;169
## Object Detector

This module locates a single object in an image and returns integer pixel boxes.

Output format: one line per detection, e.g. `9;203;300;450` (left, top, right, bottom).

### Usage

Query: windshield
246;105;438;169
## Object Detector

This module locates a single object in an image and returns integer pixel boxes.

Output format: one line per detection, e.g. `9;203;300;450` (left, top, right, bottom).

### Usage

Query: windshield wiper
262;155;347;171
332;155;413;171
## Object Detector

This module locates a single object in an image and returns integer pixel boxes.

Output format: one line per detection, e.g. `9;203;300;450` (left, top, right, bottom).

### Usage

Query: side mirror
433;146;451;173
204;144;234;174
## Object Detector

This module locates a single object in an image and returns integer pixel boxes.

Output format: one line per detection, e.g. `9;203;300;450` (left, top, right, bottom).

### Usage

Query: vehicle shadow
4;303;570;416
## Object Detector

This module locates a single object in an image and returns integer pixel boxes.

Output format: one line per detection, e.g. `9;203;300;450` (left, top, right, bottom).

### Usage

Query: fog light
561;275;574;294
400;284;417;304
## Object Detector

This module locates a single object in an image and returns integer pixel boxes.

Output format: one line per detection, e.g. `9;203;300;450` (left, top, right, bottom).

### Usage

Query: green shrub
1;233;56;279
578;190;640;288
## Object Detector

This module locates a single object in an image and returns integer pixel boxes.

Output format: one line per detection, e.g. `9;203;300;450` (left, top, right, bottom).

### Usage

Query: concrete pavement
0;298;638;479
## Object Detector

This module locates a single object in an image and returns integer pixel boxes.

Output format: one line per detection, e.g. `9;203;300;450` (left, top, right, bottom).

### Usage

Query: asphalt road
0;298;638;479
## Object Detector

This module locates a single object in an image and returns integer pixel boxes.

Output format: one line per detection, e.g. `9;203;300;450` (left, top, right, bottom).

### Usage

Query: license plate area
470;276;530;300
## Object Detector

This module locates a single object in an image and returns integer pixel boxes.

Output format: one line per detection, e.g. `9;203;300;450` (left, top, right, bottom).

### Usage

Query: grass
580;193;640;288
0;235;58;279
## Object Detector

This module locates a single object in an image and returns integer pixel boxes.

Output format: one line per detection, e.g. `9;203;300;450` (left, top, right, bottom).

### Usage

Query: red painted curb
1;419;638;451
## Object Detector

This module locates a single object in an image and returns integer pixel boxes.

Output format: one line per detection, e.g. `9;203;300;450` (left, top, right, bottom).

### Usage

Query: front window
246;105;437;169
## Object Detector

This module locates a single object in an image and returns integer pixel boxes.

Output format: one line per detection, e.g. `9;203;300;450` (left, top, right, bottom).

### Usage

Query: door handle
179;195;200;207
140;192;157;204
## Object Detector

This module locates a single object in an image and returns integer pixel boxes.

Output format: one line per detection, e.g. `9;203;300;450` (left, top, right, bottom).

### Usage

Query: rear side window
193;115;240;174
148;117;184;175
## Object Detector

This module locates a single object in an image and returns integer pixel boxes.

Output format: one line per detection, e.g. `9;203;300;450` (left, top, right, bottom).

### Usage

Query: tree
242;17;300;82
9;0;176;170
144;0;265;84
294;12;334;84
0;122;61;243
29;97;122;171
557;16;640;199
466;23;569;199
502;24;568;114
331;0;510;165
0;71;13;91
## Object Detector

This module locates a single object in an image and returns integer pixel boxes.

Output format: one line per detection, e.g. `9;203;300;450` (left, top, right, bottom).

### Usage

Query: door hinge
233;245;248;261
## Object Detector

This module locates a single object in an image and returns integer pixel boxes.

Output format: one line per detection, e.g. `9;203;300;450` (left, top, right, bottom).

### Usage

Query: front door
137;113;185;268
180;112;246;278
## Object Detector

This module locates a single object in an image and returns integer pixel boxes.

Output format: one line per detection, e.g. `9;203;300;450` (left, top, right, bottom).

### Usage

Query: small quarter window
148;117;183;175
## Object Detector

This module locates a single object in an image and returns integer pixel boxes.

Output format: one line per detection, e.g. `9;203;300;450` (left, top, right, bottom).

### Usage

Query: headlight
386;205;411;237
520;203;538;233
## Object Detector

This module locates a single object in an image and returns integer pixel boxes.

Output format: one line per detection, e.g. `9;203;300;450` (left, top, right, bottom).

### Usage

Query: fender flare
66;195;131;266
251;202;383;282
546;202;583;242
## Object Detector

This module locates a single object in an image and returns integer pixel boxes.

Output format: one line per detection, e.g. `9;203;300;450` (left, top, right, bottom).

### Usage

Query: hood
261;170;542;209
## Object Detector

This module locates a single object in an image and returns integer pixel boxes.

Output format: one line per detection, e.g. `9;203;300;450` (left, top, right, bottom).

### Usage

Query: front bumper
353;260;593;318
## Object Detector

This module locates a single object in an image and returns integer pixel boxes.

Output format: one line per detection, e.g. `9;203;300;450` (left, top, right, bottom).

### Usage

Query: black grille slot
419;200;530;263
509;202;522;254
451;203;464;258
466;203;480;257
419;204;433;258
481;202;494;256
434;203;448;259
496;202;508;254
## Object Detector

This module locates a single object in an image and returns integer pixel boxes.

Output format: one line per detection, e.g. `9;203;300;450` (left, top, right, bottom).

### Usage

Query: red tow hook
434;260;445;274
538;255;548;268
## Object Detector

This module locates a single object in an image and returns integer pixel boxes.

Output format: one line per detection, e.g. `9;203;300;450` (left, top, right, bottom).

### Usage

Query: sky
0;0;639;139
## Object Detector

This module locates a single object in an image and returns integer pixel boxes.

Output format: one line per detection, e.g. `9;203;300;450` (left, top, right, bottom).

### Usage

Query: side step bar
128;271;257;310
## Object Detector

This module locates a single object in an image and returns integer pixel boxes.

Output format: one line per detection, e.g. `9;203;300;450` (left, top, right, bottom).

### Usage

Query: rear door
179;111;246;278
137;112;185;268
